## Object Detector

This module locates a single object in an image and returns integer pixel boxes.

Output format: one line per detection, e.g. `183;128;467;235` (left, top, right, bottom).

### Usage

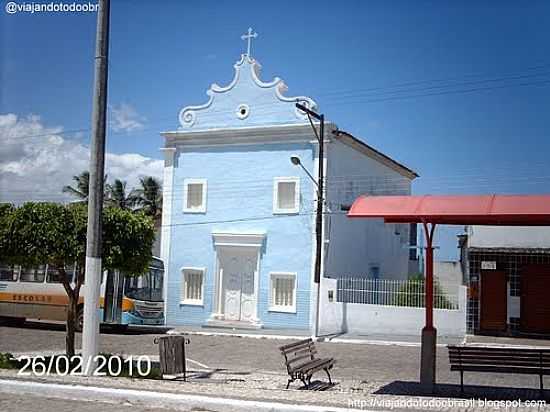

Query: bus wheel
75;307;84;332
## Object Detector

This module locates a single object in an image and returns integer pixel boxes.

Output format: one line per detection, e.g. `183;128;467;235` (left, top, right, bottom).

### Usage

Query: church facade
160;34;417;330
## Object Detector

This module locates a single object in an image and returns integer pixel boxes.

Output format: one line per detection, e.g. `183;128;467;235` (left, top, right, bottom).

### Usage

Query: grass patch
0;352;23;369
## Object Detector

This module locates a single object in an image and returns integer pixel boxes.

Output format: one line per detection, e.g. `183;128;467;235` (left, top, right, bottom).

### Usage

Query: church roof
176;54;317;131
333;130;419;179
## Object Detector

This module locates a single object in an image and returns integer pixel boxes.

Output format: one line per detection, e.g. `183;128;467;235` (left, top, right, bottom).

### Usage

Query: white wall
468;226;550;249
434;260;464;295
324;139;412;279
319;278;467;337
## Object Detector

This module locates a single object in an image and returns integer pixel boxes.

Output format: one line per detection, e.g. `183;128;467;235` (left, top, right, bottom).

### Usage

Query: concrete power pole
82;0;110;376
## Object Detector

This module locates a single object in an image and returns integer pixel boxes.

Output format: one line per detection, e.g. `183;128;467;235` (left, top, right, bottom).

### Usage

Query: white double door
220;248;258;322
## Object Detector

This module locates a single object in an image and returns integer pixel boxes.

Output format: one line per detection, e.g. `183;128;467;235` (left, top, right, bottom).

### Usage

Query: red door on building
521;265;550;334
480;270;507;333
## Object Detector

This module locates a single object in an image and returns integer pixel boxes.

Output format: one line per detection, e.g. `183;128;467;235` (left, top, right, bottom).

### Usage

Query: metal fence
335;277;459;310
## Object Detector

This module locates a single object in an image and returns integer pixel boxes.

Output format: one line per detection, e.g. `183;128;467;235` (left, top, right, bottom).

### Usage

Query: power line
4;65;550;142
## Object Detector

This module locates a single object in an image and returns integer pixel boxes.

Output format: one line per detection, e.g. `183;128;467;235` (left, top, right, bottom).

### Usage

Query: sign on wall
481;261;497;270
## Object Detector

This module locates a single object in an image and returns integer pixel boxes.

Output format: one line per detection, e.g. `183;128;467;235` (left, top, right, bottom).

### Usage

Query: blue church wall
165;142;316;329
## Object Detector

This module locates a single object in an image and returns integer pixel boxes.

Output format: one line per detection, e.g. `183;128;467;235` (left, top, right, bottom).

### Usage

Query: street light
290;155;319;190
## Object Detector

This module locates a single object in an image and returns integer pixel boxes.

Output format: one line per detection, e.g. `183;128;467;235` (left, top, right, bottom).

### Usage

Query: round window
236;104;250;120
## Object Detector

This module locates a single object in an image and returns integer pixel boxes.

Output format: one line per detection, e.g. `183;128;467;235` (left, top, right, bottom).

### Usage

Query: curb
167;329;457;347
0;378;378;412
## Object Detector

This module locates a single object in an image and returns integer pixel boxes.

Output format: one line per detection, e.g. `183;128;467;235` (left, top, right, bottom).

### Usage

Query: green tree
0;204;15;261
0;202;155;356
133;176;162;219
392;273;457;309
106;179;136;210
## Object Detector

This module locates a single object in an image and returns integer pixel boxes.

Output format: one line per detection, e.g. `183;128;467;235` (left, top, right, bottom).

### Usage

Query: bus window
0;264;18;281
124;266;163;302
20;265;46;282
46;265;74;283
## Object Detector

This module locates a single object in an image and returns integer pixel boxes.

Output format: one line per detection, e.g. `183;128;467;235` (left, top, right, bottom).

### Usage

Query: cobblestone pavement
1;322;550;410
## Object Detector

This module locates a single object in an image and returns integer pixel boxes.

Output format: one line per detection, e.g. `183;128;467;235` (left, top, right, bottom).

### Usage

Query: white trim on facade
210;232;266;327
161;123;338;148
177;54;318;129
159;147;177;322
272;177;300;214
212;232;266;248
269;272;297;313
183;178;208;213
180;267;206;306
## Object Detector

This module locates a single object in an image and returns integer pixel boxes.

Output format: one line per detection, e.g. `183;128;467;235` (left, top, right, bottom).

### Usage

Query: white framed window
183;178;207;213
180;267;205;305
269;272;297;313
273;177;300;214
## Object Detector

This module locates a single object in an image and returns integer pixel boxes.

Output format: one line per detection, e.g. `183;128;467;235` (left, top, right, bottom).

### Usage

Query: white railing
335;277;459;310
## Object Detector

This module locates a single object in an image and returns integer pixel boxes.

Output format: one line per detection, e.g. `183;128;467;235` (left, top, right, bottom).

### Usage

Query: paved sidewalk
464;334;550;348
169;324;465;346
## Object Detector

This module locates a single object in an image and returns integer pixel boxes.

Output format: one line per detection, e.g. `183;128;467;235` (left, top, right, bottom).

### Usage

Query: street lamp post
293;103;324;338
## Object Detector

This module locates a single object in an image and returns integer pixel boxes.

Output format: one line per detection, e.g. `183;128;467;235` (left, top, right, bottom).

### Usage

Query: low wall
319;278;467;337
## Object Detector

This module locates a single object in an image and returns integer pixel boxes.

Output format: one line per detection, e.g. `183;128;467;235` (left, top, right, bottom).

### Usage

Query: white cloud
110;103;146;133
0;113;162;204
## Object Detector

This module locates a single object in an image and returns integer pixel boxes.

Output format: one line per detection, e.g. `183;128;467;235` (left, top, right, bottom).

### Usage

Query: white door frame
210;232;265;325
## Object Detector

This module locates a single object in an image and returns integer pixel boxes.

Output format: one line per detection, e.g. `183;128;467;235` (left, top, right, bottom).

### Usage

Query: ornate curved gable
178;54;317;131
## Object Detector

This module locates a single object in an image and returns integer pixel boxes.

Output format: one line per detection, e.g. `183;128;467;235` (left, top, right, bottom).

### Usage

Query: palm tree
62;171;90;202
62;171;109;203
106;179;136;210
133;176;162;219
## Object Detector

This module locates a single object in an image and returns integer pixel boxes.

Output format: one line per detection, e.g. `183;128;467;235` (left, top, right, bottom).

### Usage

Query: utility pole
296;102;324;338
82;0;110;376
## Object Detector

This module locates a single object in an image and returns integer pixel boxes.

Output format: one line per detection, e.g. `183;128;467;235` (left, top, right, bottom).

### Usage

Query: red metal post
420;221;437;390
423;222;435;329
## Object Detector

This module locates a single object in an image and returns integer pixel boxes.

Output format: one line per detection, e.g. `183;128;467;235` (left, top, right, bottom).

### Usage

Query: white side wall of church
324;139;412;279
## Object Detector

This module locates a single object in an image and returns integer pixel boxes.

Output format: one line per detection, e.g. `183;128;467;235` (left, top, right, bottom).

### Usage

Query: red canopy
348;194;550;225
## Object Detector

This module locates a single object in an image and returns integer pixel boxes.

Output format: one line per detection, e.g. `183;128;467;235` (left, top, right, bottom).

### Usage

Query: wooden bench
448;345;550;393
279;338;335;389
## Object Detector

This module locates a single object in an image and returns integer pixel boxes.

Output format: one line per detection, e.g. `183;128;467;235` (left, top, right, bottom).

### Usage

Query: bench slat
291;358;334;374
449;353;550;360
287;353;315;366
288;347;317;357
448;345;550;354
450;354;550;361
449;350;550;358
280;338;313;352
451;364;550;375
450;359;550;368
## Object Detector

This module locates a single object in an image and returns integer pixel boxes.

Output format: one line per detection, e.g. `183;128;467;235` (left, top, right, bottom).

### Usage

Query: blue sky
1;0;549;260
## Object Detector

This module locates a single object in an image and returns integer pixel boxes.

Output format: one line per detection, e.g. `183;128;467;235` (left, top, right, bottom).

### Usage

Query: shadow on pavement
375;380;550;401
297;380;337;391
0;319;171;335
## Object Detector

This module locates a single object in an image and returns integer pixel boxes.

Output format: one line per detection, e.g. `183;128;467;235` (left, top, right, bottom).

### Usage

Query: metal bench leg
324;368;333;385
300;377;309;389
540;373;543;395
286;378;293;389
460;371;464;394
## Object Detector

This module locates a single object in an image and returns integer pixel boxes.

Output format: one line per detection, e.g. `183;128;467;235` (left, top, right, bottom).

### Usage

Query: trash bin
154;335;190;380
